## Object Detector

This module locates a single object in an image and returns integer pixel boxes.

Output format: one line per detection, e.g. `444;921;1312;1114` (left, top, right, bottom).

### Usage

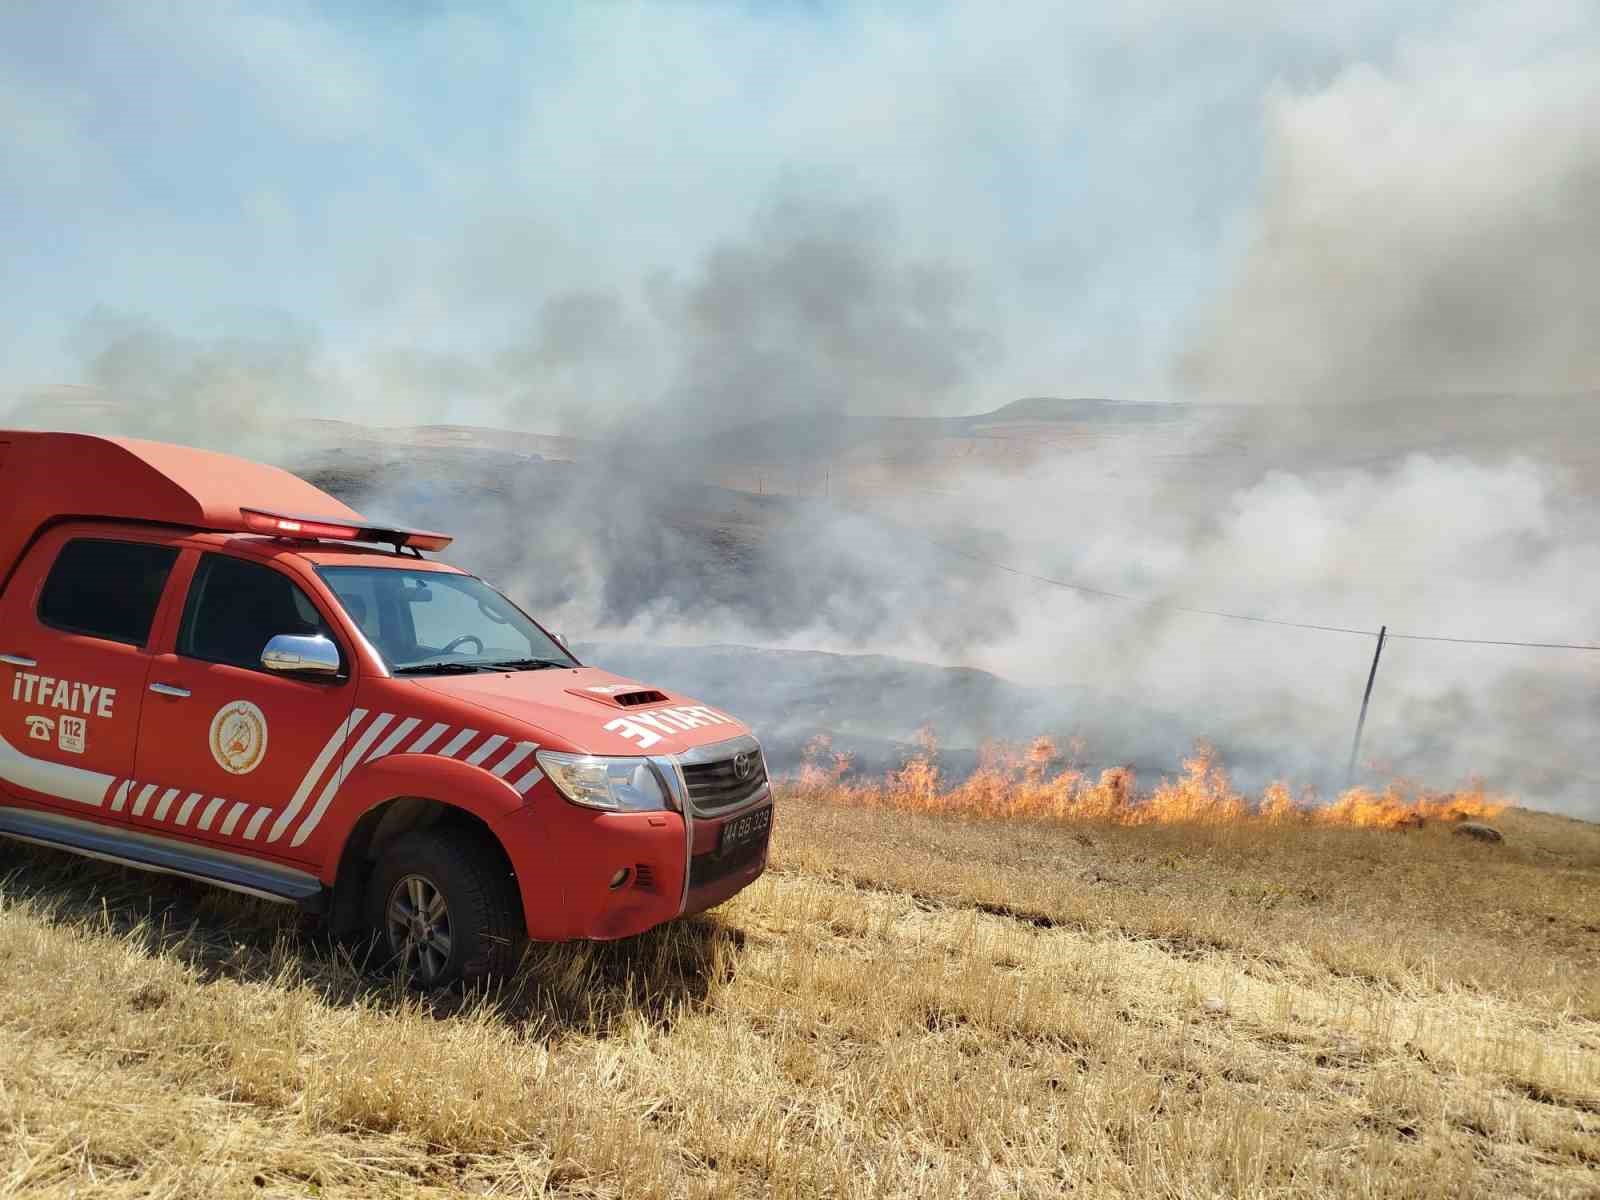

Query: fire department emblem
209;700;268;775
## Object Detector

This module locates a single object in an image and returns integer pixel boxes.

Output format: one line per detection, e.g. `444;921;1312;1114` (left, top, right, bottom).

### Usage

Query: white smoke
1182;5;1600;402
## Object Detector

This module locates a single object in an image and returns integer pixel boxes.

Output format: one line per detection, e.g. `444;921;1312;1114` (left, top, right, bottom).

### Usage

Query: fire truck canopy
0;431;451;581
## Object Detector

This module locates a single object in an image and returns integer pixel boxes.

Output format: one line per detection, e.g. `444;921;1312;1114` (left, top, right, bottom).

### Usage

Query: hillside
294;446;1215;786
659;397;1191;468
1;794;1594;1196
578;640;1189;780
11;390;1598;807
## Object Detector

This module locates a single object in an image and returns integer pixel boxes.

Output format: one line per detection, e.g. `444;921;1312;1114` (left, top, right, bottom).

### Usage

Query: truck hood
407;665;752;757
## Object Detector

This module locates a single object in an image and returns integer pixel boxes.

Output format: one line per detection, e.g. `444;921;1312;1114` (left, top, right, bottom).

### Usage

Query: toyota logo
733;751;756;780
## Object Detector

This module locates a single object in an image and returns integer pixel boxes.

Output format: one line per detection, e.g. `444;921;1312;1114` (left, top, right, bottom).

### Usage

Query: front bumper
493;737;772;942
681;789;771;917
658;737;771;922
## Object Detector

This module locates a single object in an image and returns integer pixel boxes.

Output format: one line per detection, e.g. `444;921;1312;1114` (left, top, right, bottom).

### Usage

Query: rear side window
38;539;179;646
179;554;341;673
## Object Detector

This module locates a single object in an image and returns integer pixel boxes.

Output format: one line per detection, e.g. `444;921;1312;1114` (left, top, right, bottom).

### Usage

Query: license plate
719;804;771;853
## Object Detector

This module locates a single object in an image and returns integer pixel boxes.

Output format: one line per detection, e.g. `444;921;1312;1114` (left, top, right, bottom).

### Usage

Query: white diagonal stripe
438;728;478;759
242;807;271;841
491;741;537;778
0;732;114;808
366;717;420;763
175;793;203;826
289;712;394;848
197;797;227;831
407;722;449;754
153;788;180;822
268;708;367;844
110;781;132;812
340;712;393;771
511;766;545;796
465;734;507;767
131;784;158;817
220;801;250;836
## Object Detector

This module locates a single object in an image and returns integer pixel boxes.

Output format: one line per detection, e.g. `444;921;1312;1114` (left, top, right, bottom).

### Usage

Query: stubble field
0;791;1596;1199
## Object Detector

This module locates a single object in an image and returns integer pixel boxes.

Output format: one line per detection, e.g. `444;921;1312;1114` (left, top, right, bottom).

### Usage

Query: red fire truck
0;432;771;985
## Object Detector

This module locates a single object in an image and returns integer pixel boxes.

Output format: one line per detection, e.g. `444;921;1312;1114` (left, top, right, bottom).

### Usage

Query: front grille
688;834;767;889
681;754;768;812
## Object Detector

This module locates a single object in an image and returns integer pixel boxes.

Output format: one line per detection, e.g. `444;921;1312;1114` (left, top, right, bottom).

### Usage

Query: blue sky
2;1;1593;427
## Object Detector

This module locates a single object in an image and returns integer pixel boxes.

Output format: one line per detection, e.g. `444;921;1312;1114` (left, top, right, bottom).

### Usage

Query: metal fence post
1345;625;1387;788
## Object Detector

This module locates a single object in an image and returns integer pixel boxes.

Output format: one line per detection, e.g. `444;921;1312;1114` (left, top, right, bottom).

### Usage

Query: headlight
535;750;673;812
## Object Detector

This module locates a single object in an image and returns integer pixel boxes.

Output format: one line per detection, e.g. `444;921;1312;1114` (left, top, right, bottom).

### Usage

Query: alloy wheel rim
386;873;453;981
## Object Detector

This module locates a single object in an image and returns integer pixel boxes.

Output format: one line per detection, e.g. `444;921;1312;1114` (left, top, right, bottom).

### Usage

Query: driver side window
179;553;342;674
408;579;498;654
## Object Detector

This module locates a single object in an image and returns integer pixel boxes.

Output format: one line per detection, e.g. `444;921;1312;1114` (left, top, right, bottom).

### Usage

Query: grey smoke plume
497;195;998;442
69;310;323;441
651;196;996;430
1181;19;1600;403
11;178;1600;817
1127;8;1600;816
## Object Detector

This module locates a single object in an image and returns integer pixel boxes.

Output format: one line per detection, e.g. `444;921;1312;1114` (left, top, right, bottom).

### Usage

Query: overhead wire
1385;632;1600;651
916;529;1376;636
854;506;1600;651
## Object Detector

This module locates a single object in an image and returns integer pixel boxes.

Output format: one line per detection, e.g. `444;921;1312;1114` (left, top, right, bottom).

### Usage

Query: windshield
317;566;577;675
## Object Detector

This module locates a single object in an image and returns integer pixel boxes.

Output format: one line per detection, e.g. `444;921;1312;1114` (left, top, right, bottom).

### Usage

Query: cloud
172;4;387;142
0;64;94;191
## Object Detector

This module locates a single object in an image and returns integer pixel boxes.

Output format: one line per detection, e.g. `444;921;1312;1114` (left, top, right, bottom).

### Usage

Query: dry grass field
0;780;1596;1198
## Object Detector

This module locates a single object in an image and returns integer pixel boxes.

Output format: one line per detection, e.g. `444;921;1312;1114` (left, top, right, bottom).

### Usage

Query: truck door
0;532;181;820
132;551;357;861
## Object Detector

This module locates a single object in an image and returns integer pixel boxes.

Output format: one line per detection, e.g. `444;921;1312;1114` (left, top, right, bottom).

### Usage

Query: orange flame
796;733;854;788
794;730;1505;829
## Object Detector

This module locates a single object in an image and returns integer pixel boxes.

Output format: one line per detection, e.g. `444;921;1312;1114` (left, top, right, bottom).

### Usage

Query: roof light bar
241;510;360;540
239;507;453;553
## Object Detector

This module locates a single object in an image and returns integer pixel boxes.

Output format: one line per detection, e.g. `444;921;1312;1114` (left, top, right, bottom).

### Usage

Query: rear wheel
366;828;525;988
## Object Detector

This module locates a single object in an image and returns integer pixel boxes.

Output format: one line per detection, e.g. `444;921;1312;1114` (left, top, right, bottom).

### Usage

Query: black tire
366;828;525;988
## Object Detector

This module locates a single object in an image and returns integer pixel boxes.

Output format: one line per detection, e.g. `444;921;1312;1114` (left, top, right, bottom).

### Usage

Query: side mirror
551;630;569;647
262;634;341;675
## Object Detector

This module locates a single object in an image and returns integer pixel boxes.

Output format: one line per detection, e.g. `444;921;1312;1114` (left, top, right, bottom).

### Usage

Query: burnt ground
294;441;1192;782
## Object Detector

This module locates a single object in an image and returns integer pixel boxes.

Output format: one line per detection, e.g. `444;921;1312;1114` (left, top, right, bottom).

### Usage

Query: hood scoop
567;684;671;709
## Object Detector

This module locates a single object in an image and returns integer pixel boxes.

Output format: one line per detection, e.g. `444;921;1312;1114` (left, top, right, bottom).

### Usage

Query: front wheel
366;828;525;988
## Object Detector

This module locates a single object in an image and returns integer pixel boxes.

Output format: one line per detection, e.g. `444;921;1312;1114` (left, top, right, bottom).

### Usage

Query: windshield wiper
394;662;495;675
483;658;570;672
